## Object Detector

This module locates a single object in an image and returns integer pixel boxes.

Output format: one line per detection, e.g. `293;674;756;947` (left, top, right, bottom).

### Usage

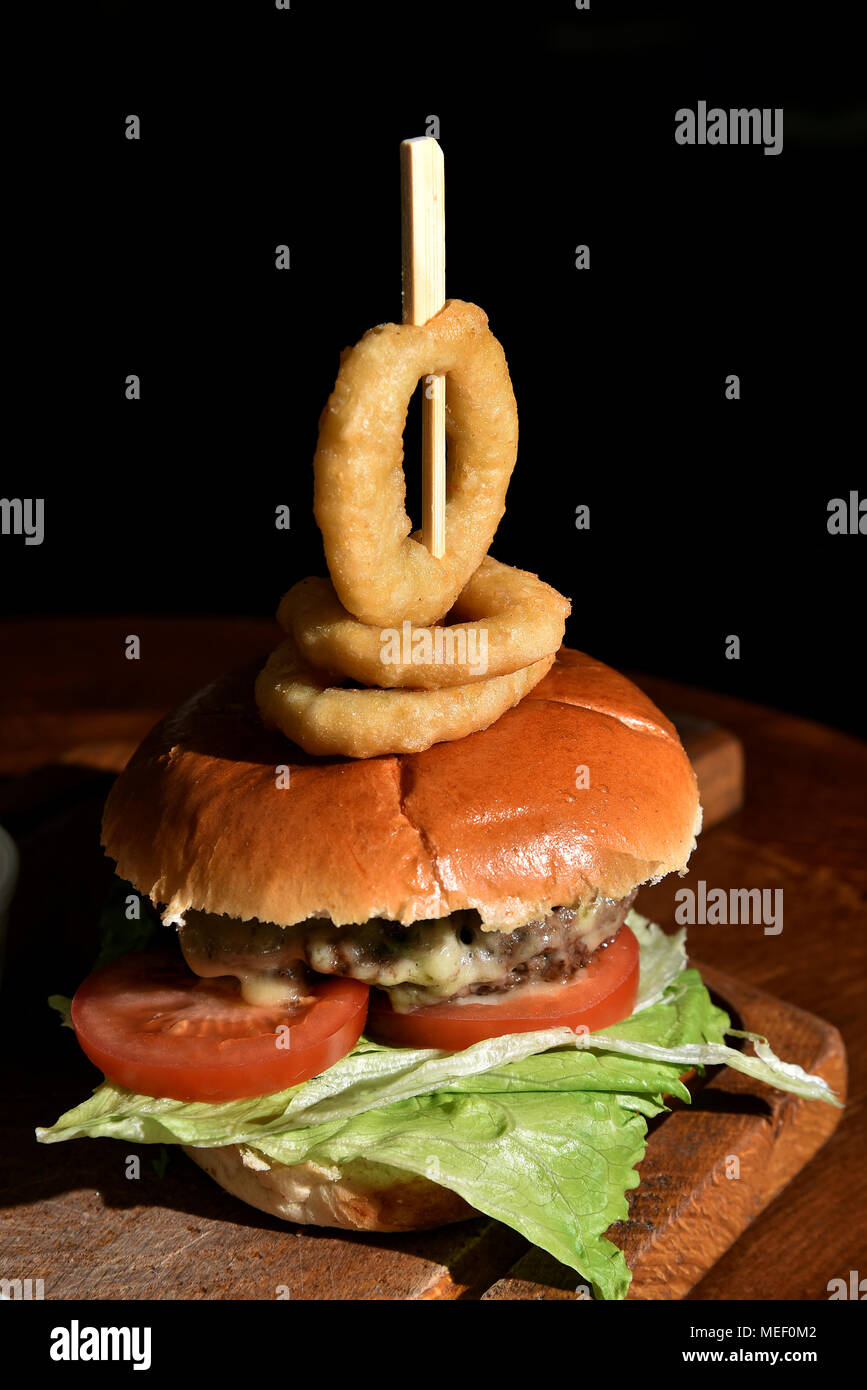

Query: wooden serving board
3;963;844;1301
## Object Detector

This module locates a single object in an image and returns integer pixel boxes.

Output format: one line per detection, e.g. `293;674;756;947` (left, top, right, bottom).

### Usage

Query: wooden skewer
401;136;446;559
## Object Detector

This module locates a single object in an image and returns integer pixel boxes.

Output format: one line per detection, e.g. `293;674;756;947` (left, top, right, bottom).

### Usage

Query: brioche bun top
102;648;701;931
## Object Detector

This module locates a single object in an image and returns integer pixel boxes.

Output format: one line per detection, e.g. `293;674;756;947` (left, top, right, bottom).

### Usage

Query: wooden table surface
1;618;865;1301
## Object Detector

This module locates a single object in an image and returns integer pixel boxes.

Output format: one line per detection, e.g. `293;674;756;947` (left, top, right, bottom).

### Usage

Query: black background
7;0;865;734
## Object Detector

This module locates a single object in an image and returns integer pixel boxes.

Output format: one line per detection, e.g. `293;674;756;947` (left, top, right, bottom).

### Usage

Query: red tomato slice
366;923;640;1050
71;952;369;1102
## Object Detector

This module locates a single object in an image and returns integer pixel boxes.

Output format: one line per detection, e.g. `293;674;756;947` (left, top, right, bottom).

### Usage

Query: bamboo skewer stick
401;136;446;559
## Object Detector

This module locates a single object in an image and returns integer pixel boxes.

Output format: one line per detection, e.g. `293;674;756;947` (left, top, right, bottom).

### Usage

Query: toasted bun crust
183;1145;474;1232
102;647;701;930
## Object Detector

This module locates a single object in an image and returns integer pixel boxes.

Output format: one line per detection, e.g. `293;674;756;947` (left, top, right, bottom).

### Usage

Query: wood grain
673;714;744;829
401;136;446;558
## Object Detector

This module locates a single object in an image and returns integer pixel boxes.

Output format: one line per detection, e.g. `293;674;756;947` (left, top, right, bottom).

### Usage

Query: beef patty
178;891;637;1011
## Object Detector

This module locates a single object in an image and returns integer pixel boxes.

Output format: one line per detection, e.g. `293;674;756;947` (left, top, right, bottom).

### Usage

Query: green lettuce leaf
35;912;840;1299
48;995;73;1029
91;878;166;968
629;912;688;1011
253;1088;663;1302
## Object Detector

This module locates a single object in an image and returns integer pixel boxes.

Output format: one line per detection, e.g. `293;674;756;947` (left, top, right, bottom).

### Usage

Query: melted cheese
177;899;629;1011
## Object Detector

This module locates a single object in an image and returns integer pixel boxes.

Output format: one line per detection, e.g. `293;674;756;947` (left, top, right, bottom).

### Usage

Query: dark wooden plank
0;618;279;777
1;1127;525;1300
674;714;744;829
480;963;846;1300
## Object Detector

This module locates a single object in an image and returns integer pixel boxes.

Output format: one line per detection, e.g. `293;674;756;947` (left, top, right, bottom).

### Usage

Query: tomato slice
71;952;369;1102
366;923;640;1050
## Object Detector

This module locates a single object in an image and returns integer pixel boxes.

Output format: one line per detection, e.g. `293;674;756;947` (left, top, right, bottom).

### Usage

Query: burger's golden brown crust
183;1145;474;1232
102;647;701;929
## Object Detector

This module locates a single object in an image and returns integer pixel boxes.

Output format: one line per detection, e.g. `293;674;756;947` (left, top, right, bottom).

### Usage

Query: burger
36;231;836;1296
37;647;836;1300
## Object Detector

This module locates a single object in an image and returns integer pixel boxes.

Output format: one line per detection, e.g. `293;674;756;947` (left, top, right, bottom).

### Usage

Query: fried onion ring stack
256;299;571;757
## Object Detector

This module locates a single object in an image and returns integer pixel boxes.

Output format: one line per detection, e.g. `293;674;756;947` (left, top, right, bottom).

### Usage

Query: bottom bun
183;1145;475;1232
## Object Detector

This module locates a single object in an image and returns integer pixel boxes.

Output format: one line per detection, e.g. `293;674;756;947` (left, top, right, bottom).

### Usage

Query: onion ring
254;636;556;759
313;299;518;627
277;556;570;690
